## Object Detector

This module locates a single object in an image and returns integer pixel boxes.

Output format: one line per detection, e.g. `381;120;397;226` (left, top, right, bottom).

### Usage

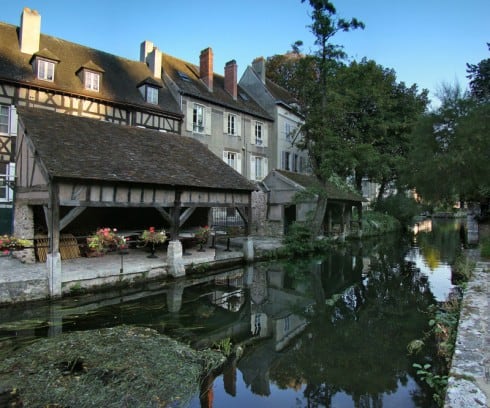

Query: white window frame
0;162;15;202
223;112;241;136
0;105;9;135
255;121;263;145
223;150;242;174
250;155;268;181
193;103;205;133
84;70;100;91
146;86;158;104
37;58;55;81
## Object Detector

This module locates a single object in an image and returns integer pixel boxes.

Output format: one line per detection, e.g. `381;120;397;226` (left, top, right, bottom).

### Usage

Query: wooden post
170;190;181;241
47;181;62;298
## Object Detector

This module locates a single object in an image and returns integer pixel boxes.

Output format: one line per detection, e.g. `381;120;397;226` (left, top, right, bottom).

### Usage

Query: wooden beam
60;207;87;231
155;207;173;225
179;207;196;225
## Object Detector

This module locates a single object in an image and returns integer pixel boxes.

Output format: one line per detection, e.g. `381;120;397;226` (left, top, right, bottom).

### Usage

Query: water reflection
0;221;465;407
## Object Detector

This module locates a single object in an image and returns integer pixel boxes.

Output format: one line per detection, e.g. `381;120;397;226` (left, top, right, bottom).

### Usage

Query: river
0;218;464;407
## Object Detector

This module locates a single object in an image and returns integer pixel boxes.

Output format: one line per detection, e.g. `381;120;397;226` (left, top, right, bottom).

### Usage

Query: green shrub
361;211;401;236
480;236;490;258
374;194;423;227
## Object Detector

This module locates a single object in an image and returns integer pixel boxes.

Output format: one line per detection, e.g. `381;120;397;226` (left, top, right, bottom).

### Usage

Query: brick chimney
224;60;237;100
252;57;266;84
200;47;213;91
20;8;41;55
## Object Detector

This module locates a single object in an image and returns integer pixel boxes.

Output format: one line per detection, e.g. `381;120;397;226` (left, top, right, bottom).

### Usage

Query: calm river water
0;218;464;407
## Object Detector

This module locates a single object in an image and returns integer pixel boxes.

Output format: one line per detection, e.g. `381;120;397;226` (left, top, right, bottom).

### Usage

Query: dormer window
31;49;60;82
137;77;162;105
77;61;104;92
146;86;158;104
84;71;100;91
37;59;55;81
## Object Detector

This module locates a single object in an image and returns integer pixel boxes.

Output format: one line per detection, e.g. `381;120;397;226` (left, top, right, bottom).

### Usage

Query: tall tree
466;43;490;103
322;59;428;197
299;0;364;236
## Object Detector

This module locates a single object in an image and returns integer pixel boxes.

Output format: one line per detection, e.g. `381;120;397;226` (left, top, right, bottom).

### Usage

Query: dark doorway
284;204;296;235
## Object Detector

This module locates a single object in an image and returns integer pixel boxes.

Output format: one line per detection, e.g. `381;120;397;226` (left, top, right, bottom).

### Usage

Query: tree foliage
404;81;490;206
466;43;490;103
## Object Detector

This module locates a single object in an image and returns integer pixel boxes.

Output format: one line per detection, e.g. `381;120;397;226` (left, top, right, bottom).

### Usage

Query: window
193;104;205;133
223;113;241;136
37;59;55;81
255;121;263;145
285;123;292;141
0;163;15;202
84;71;100;91
282;151;291;171
223;151;242;174
0;106;8;134
292;154;299;172
251;155;268;181
228;114;236;135
146;86;158;104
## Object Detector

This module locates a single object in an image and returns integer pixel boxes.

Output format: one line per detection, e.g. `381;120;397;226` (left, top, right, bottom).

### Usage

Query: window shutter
9;106;17;136
250;122;255;145
237;153;242;174
223;113;228;134
204;107;211;135
223;151;228;163
250;156;256;180
263;158;268;179
186;102;193;132
263;124;268;147
236;115;242;137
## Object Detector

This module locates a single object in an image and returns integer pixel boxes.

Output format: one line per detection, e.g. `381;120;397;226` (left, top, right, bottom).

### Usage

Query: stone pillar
46;252;62;298
13;203;36;263
167;240;185;277
243;236;254;262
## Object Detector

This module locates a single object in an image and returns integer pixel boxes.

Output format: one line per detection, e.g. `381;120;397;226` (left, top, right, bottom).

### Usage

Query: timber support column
46;182;62;298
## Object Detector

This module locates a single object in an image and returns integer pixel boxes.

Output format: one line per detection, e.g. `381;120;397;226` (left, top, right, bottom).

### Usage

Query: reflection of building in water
249;265;312;351
411;218;432;235
210;271;245;312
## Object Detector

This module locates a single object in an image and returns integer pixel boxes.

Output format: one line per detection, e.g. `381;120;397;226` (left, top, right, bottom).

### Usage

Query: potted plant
195;226;210;252
0;235;33;255
140;227;167;258
86;228;126;256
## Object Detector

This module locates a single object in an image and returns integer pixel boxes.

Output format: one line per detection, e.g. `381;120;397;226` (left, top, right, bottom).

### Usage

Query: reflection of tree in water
415;220;462;266
269;246;435;407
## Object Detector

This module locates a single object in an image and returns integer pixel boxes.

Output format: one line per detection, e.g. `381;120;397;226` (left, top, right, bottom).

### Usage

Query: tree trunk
376;179;387;203
310;193;328;238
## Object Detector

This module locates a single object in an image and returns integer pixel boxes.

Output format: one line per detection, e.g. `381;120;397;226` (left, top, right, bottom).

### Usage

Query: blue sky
2;1;489;106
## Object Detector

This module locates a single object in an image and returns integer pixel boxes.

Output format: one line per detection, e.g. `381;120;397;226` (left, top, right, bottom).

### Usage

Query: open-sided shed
262;169;364;237
14;107;256;292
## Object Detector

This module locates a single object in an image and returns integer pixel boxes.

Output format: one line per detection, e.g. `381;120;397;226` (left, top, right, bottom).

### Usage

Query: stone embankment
444;256;489;408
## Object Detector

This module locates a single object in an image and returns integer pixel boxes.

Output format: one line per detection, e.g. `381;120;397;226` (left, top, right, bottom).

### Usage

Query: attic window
36;58;55;82
84;71;100;91
177;71;191;82
239;92;249;101
146;86;158;104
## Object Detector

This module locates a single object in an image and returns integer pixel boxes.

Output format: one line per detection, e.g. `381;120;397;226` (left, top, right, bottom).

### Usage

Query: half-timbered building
0;8;184;232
